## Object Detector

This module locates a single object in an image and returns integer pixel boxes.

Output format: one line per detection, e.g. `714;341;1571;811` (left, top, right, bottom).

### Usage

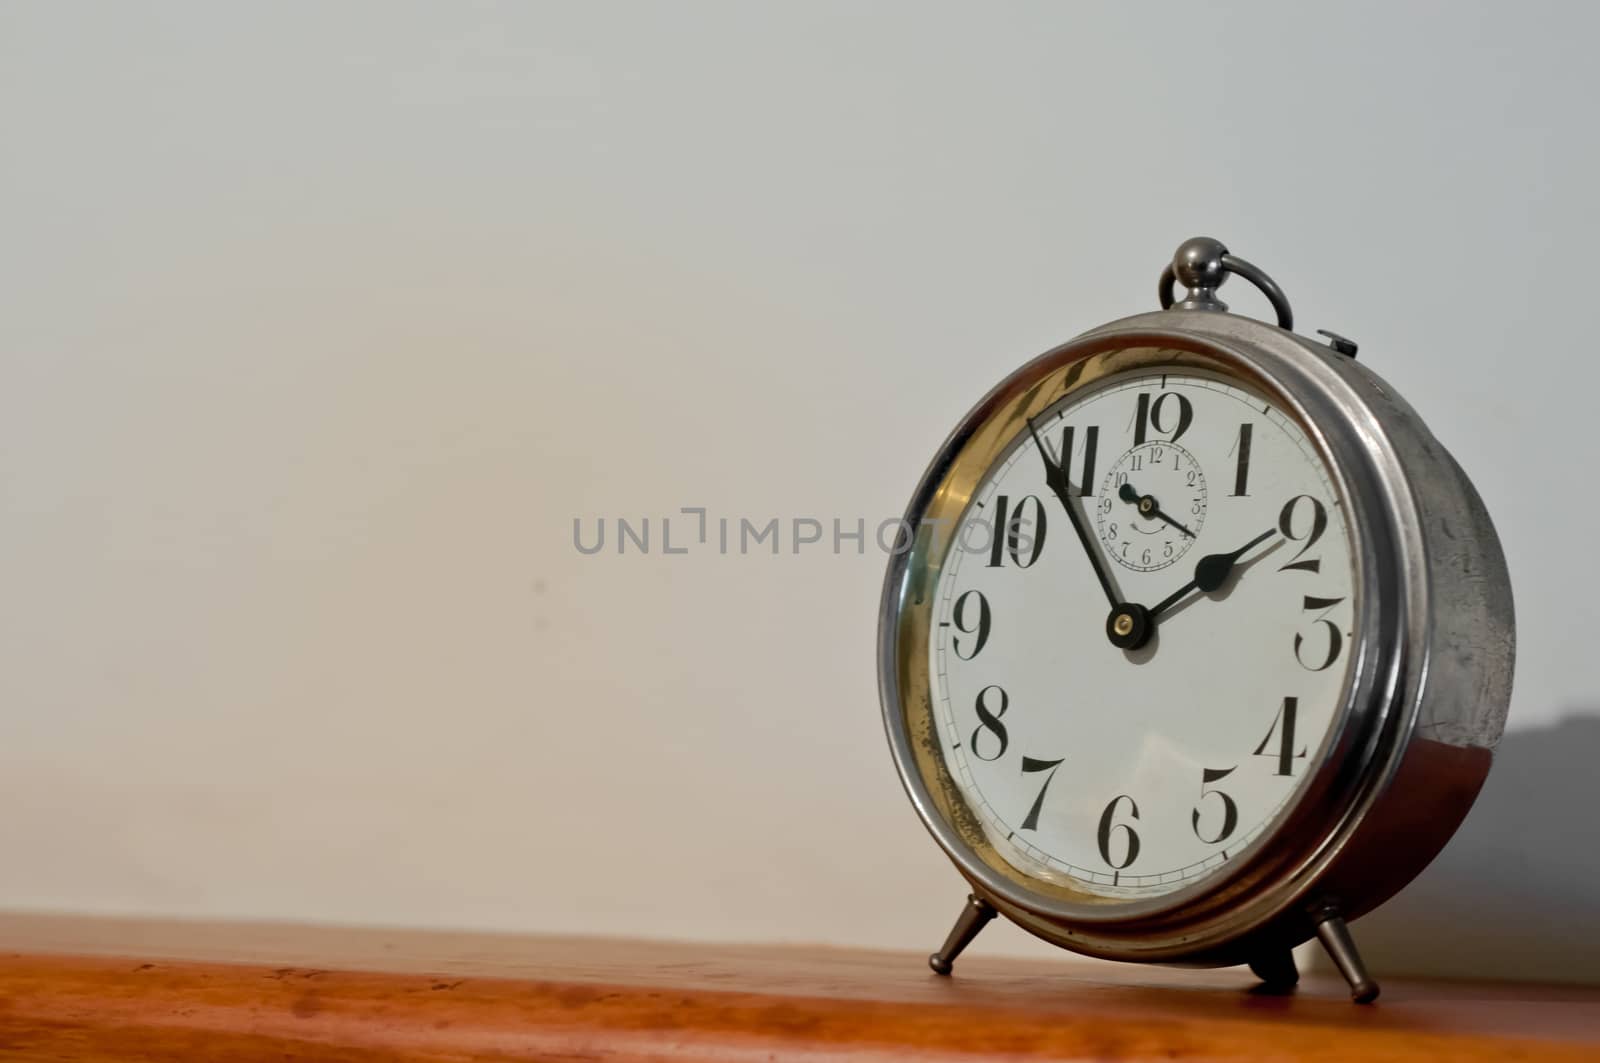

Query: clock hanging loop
1158;236;1294;330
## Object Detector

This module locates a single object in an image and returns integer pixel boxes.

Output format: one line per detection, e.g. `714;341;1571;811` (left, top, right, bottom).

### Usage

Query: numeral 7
1019;756;1065;831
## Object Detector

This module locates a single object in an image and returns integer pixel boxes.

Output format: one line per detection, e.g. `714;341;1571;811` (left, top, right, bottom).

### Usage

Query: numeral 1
1229;423;1253;496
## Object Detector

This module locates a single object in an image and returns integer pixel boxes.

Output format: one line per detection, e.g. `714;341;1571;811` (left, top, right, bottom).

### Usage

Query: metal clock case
877;238;1514;1002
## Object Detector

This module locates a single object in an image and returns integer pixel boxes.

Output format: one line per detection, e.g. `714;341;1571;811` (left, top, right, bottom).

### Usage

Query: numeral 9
951;590;991;660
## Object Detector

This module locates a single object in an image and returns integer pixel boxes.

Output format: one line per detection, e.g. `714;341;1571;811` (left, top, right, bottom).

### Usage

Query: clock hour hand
1117;482;1197;539
1148;528;1277;620
1026;417;1121;609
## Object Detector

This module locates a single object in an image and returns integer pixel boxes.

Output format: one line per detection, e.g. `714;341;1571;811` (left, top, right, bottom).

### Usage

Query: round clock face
928;368;1355;899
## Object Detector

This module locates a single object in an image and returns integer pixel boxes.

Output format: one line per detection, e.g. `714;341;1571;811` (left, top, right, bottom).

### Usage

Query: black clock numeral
971;685;1010;762
1058;425;1099;497
1019;756;1064;831
951;590;991;660
1132;391;1193;445
1254;696;1308;776
1096;794;1141;869
1277;494;1328;573
1191;766;1239;844
986;494;1047;568
1294;595;1345;671
1229;423;1253;496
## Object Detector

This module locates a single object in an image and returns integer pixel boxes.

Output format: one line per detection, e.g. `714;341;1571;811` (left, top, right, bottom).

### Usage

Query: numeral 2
1277;495;1327;573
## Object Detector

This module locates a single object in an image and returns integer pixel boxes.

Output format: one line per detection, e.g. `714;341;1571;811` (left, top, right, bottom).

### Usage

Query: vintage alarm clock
877;238;1514;1002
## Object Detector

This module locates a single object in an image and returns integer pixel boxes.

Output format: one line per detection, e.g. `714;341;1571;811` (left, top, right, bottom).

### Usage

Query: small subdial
1095;442;1208;572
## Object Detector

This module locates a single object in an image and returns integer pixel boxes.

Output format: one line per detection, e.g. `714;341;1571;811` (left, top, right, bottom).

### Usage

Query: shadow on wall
1338;715;1600;985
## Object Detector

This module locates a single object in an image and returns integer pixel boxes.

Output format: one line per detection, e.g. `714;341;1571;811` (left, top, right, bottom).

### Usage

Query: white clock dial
929;369;1355;898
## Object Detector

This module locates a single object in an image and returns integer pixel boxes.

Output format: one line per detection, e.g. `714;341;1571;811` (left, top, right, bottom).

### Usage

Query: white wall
2;2;1595;979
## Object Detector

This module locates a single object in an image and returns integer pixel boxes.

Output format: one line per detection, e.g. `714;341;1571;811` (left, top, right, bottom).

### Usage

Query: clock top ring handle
1158;236;1294;332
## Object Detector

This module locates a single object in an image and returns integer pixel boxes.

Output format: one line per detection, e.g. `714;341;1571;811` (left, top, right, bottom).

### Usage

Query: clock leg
1247;948;1299;991
928;894;997;975
1313;904;1380;1004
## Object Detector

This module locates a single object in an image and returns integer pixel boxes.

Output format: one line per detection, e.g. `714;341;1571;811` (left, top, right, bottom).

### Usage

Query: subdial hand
1148;529;1278;620
1117;482;1197;539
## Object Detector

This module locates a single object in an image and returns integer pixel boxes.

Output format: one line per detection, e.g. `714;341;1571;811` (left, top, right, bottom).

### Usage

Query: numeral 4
1254;696;1308;776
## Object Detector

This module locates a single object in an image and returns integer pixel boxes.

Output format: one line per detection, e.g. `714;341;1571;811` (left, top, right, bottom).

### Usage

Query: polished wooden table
2;914;1597;1060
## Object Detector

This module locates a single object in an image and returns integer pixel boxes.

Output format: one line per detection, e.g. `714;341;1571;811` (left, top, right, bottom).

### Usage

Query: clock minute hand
1025;417;1121;609
1148;528;1277;620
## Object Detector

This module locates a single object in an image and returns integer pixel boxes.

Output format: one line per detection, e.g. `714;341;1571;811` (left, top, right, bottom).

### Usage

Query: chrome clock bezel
878;308;1512;965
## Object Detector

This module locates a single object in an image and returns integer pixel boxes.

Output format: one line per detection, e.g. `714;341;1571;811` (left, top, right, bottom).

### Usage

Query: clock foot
928;894;997;975
1313;905;1380;1003
1247;948;1299;991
